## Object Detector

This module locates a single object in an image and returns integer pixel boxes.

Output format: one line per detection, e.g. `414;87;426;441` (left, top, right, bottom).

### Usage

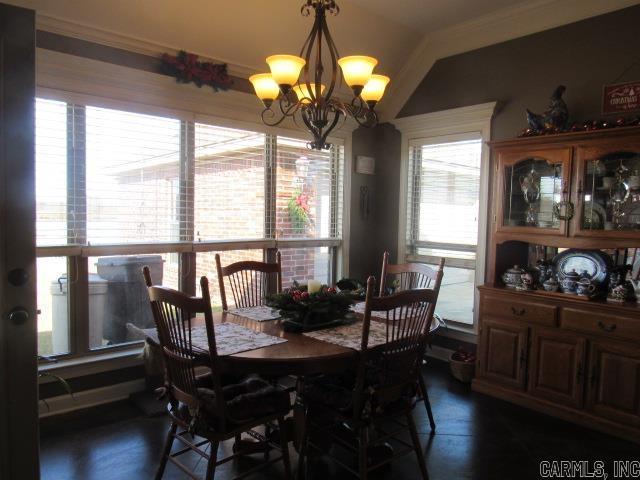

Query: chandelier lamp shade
249;0;390;150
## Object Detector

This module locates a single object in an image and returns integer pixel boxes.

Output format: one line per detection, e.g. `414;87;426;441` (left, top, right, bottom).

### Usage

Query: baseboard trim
39;379;146;418
426;344;453;363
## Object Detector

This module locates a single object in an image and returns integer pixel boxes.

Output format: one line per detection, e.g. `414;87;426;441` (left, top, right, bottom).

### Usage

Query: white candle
307;279;322;294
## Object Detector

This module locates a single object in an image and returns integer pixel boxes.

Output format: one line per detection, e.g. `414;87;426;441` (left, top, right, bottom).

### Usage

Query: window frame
35;92;348;363
393;103;496;335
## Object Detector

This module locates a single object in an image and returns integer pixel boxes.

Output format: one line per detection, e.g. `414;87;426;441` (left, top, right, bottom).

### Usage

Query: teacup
576;279;596;297
561;278;578;294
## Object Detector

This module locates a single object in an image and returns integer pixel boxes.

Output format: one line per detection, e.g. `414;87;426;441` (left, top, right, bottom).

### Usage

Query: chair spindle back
143;267;226;420
379;251;444;296
215;252;282;310
355;265;444;416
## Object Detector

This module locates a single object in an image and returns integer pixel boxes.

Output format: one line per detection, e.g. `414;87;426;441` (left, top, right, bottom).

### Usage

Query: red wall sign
602;81;640;115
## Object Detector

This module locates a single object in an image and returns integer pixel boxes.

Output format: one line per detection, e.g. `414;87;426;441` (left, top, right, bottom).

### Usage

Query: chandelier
249;0;390;150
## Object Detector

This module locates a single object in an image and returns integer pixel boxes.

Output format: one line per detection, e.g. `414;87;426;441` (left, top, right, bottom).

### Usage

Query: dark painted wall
347;4;640;294
349;127;379;281
349;123;401;282
399;5;640;140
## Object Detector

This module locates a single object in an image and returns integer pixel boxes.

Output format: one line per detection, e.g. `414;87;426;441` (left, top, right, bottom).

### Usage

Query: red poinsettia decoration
161;50;232;92
294;192;310;213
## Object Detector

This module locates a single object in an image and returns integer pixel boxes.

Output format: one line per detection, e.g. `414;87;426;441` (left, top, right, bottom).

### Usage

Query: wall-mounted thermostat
355;155;375;175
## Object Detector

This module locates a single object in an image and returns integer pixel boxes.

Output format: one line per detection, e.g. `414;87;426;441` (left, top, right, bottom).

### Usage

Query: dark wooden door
478;319;528;390
528;327;586;409
587;340;640;428
0;3;38;479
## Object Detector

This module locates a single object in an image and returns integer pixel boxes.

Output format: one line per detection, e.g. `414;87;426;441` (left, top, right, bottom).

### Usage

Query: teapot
561;269;581;294
502;265;526;289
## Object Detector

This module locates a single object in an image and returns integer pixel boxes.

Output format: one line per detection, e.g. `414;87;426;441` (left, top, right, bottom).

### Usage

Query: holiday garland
519;114;640;137
161;50;232;92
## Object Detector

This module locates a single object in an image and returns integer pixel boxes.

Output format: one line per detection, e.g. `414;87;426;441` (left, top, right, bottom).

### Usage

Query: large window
85;107;182;244
406;137;483;326
35;98;345;358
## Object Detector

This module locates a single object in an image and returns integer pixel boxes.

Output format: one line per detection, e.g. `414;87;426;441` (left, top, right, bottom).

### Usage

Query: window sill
38;346;144;381
436;321;478;344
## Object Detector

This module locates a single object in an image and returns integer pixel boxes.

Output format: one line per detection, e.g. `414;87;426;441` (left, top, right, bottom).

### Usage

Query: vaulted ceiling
345;0;528;34
6;0;640;119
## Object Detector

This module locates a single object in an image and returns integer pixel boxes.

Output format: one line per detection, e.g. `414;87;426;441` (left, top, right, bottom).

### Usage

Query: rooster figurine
526;85;569;132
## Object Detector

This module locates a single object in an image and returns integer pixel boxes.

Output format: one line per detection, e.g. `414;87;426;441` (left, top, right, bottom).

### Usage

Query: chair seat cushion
303;373;354;412
304;371;418;417
196;375;290;429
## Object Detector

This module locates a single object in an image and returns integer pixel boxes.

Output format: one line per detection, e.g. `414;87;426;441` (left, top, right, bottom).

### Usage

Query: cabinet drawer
561;308;640;343
481;295;557;326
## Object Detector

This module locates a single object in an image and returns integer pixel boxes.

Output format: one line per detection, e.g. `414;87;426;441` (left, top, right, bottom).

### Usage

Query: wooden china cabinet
473;126;640;444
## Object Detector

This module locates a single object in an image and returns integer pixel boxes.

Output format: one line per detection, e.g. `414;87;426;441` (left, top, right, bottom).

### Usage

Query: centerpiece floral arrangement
267;281;354;332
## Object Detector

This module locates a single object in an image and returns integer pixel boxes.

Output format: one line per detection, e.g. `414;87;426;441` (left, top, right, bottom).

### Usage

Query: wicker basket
449;353;476;383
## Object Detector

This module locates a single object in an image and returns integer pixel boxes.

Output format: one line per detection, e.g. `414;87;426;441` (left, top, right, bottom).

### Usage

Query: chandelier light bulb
293;83;326;104
360;74;390;108
249;73;280;108
338;56;378;96
266;55;306;92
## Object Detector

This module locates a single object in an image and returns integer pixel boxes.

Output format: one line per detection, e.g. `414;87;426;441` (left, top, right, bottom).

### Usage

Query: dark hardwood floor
40;360;639;479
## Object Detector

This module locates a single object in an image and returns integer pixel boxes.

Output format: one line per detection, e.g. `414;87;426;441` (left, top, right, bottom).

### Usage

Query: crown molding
36;13;258;80
35;12;358;102
391;101;497;137
379;0;640;122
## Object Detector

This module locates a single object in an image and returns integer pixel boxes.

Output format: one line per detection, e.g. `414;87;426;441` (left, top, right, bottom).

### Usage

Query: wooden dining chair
215;252;282;311
298;276;441;480
142;266;292;480
379;252;445;432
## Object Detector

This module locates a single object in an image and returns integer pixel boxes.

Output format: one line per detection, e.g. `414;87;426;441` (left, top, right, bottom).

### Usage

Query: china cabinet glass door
575;147;640;236
498;150;571;234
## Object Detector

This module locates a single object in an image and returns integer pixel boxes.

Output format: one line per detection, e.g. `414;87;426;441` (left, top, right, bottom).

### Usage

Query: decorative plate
582;201;607;230
552;249;612;285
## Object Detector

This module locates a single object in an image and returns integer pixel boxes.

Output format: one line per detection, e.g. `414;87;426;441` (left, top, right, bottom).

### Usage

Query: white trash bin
51;274;109;353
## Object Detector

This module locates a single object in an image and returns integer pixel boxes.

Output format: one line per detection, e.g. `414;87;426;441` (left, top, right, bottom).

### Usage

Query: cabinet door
586;340;640;427
528;327;586;409
478;319;528;390
572;141;640;238
495;147;572;236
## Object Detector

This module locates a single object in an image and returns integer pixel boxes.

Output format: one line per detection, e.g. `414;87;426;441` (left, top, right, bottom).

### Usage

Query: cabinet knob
511;307;526;316
597;321;616;332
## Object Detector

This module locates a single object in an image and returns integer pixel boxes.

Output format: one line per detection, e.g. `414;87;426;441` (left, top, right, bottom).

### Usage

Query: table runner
302;314;444;351
302;320;389;351
351;301;416;319
136;322;287;356
228;305;281;322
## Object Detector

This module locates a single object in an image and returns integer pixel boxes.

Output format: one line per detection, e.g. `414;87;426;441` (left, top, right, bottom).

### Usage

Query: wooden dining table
185;310;444;376
137;309;445;376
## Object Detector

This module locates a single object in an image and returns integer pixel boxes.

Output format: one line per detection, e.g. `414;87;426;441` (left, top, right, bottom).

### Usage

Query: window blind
275;137;343;240
409;139;481;258
35;98;68;247
85;106;183;245
194;123;266;241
